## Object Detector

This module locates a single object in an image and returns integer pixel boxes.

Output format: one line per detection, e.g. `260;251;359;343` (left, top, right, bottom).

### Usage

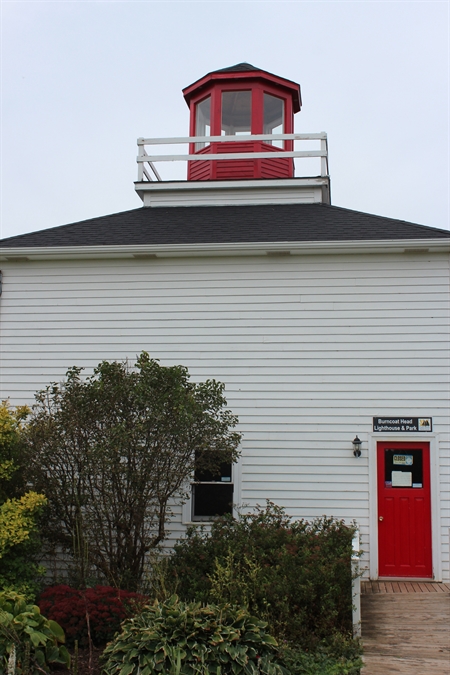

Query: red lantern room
182;63;302;181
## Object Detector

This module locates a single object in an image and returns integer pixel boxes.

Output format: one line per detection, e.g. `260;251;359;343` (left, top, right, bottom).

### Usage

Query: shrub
0;590;70;674
0;492;47;599
38;584;146;647
0;401;46;598
278;644;363;675
23;355;241;590
102;594;287;675
165;502;357;651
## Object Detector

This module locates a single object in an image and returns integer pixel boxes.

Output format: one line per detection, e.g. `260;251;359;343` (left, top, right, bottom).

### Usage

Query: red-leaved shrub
39;585;147;646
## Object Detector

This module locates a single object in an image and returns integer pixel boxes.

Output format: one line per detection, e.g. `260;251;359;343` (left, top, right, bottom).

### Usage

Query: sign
373;417;432;433
393;454;413;465
392;471;412;487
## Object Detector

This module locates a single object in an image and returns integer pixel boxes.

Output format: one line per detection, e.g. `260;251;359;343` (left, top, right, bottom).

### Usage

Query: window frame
182;457;241;524
194;95;212;151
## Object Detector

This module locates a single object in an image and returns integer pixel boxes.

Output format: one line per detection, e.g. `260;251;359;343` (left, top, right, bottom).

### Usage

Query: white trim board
1;239;448;262
136;178;329;207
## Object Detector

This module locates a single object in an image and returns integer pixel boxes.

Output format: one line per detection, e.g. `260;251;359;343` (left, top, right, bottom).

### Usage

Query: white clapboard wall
1;251;449;579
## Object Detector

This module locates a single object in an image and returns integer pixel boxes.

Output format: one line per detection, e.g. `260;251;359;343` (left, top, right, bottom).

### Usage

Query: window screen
221;91;251;136
195;96;211;150
263;93;284;148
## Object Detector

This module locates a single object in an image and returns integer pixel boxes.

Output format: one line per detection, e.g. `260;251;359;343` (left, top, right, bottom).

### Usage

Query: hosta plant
102;594;288;675
0;591;70;674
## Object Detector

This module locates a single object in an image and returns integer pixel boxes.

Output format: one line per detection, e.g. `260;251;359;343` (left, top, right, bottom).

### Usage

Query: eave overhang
183;69;302;112
1;238;448;262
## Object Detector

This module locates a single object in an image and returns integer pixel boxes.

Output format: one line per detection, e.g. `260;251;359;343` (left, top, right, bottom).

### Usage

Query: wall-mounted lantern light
352;435;362;457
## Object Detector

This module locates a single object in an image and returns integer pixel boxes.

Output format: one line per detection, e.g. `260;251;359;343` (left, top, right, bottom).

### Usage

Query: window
191;451;234;521
263;93;284;148
385;449;424;488
221;91;251;136
195;96;211;151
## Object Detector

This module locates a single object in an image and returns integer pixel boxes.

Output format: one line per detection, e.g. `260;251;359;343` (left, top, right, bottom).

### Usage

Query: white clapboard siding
0;251;448;579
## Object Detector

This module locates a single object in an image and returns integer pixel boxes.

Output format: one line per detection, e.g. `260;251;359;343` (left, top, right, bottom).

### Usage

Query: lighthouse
135;64;329;205
182;63;301;181
1;61;449;588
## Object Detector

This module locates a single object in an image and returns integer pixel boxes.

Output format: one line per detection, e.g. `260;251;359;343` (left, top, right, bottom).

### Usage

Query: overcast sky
1;0;449;239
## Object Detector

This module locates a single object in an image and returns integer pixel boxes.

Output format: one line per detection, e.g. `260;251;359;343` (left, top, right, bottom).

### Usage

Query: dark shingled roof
213;63;260;73
1;203;448;248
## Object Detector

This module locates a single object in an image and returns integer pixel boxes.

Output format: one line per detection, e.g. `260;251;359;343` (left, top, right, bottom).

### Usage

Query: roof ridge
213;62;259;73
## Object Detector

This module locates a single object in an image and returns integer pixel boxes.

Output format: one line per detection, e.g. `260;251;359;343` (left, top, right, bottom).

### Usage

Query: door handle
379;516;384;521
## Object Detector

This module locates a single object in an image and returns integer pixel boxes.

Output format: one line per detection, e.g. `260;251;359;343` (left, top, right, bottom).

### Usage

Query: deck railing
136;133;329;182
352;528;361;637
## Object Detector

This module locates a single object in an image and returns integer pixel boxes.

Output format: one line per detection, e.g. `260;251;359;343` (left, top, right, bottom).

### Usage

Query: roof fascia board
135;177;329;207
183;70;301;107
1;238;449;261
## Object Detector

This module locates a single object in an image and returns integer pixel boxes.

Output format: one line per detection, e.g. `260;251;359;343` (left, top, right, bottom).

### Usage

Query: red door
377;441;432;578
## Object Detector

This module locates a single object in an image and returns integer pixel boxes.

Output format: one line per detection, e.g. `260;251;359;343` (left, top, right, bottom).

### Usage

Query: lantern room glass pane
221;91;251;136
195;96;211;151
263;93;284;148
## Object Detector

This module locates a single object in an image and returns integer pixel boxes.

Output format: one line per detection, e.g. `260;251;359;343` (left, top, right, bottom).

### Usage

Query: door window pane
263;93;284;147
221;91;251;136
195;96;211;150
384;449;423;488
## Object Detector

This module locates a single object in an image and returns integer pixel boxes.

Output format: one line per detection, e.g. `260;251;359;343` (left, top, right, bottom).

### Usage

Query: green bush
278;644;362;675
0;402;46;599
102;594;287;675
165;502;357;652
0;528;46;601
0;590;70;674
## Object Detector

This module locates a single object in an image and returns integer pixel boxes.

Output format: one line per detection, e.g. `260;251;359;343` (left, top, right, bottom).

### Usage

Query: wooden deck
361;581;450;674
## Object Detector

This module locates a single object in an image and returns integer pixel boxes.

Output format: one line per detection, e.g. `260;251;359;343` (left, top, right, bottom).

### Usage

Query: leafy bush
165;502;357;651
0;402;46;597
0;401;30;503
0;590;70;674
278;644;362;675
23;355;241;590
102;594;287;675
0;492;47;599
38;584;146;647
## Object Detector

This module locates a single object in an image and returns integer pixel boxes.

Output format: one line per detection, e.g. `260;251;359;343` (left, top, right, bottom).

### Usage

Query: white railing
137;133;329;182
352;528;361;637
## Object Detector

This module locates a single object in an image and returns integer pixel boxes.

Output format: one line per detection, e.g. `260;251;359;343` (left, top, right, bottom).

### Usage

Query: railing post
137;139;144;182
352;528;361;637
320;136;328;177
